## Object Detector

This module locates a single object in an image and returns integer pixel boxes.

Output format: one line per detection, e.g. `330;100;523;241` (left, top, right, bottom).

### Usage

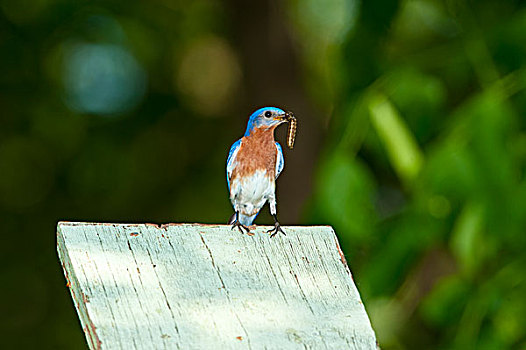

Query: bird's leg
230;211;250;234
267;197;285;237
267;214;286;238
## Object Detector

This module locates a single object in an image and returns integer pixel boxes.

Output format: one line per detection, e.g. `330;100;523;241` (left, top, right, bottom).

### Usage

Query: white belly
230;170;275;216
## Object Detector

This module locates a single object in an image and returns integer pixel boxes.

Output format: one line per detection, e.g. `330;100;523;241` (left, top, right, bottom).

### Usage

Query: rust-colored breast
231;127;277;181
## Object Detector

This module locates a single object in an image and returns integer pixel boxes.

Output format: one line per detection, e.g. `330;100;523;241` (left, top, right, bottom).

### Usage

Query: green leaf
450;202;486;276
314;151;376;240
368;93;424;184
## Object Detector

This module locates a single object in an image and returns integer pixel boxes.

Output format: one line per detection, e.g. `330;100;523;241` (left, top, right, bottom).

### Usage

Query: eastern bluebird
226;107;294;237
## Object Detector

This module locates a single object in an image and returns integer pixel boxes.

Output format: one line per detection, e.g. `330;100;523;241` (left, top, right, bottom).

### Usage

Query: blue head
244;107;287;136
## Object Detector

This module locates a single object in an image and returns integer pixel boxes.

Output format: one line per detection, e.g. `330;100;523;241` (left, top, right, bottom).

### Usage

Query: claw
229;211;251;234
267;222;286;238
231;221;250;234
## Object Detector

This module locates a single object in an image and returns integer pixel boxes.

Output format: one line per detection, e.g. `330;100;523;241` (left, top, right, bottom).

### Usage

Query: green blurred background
1;0;526;348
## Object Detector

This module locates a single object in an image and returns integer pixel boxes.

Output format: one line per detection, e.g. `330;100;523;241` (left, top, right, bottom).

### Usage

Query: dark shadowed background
1;0;526;349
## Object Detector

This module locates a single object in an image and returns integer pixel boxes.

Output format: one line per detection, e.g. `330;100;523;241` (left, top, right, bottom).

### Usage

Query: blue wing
226;139;242;191
275;142;284;179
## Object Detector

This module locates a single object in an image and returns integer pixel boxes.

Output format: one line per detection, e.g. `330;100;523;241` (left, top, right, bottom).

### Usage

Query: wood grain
57;222;377;349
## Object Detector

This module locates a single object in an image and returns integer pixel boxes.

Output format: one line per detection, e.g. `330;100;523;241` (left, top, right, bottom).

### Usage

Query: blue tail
239;213;257;226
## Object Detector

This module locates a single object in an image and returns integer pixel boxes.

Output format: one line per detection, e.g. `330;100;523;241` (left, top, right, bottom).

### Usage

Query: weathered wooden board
57;222;377;350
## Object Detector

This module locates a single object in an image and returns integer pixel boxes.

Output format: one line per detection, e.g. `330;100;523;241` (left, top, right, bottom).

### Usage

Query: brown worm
285;111;296;150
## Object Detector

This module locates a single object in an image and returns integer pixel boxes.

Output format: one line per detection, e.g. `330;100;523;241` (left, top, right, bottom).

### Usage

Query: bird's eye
264;111;272;118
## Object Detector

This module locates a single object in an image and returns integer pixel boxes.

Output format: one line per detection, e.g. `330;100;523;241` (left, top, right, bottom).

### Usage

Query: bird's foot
267;222;286;238
231;220;250;234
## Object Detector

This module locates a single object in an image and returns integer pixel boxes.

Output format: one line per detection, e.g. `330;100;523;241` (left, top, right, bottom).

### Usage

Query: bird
226;107;292;237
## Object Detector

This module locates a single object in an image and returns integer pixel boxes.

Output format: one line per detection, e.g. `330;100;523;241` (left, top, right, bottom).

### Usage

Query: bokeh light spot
62;43;147;116
428;195;451;218
293;0;359;45
175;36;241;116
